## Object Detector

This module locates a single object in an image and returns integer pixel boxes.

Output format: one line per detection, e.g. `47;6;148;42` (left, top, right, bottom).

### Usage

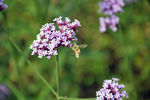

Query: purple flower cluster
0;0;7;11
98;0;125;32
99;0;124;15
96;78;128;100
30;16;81;59
99;15;119;32
0;84;10;100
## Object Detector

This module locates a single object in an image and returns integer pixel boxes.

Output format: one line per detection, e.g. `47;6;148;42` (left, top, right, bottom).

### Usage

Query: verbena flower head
0;84;10;100
0;0;7;11
29;16;81;59
99;15;119;32
96;78;128;100
98;0;125;15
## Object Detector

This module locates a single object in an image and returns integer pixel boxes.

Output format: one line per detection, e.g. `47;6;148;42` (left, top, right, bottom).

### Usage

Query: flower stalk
4;34;58;98
56;51;60;99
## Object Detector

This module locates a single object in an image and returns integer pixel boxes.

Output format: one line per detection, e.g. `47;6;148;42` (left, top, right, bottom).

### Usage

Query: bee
71;43;87;58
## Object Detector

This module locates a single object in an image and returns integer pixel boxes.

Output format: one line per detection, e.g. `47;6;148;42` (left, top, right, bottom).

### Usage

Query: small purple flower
0;84;10;100
0;0;7;11
99;15;119;32
30;16;81;59
96;78;128;100
98;0;125;15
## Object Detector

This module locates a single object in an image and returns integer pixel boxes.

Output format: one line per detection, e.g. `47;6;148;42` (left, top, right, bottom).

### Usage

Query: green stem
4;34;58;98
15;63;25;97
56;53;60;99
59;97;96;100
6;82;25;100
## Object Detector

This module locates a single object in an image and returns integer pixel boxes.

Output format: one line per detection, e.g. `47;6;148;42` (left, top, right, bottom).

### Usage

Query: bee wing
72;44;79;50
78;44;87;48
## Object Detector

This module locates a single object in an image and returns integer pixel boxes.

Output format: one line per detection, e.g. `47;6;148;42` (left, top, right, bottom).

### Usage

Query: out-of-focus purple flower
29;16;81;59
99;15;119;32
0;0;7;11
98;0;125;15
0;84;10;100
96;78;128;100
98;0;125;32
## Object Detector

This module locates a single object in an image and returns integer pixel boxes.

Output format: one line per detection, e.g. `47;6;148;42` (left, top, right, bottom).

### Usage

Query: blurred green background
0;0;150;100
